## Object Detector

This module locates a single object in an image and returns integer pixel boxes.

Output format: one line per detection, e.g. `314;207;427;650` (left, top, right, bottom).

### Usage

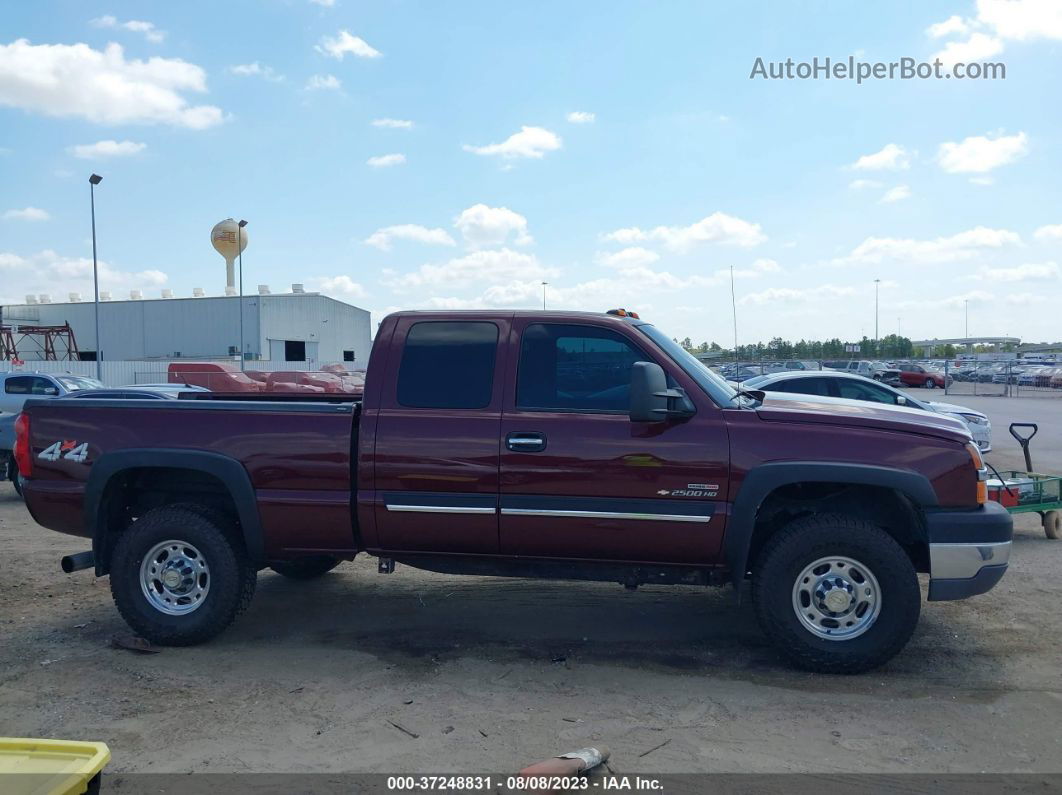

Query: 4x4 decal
38;440;89;463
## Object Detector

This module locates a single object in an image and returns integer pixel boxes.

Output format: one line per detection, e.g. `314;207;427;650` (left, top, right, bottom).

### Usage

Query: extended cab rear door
497;318;729;564
370;316;508;554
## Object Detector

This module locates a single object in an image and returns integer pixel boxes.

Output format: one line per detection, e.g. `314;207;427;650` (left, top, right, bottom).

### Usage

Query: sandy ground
1;395;1061;776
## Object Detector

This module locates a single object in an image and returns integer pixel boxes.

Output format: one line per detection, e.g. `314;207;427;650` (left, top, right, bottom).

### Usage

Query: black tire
924;378;935;389
110;505;256;646
269;556;342;580
752;513;920;674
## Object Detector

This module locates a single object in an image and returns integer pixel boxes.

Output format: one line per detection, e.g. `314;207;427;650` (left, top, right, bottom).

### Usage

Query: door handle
506;432;546;452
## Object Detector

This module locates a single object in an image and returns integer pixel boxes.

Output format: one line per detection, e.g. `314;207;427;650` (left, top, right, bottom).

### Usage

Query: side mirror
896;395;907;406
43;387;59;396
629;361;694;423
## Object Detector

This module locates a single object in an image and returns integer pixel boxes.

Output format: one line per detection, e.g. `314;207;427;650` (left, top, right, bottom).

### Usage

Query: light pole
238;219;248;369
730;266;738;353
964;299;969;341
89;174;103;380
874;278;880;344
541;281;547;310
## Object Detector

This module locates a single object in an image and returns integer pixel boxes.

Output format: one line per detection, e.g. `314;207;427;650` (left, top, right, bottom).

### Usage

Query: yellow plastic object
0;738;111;795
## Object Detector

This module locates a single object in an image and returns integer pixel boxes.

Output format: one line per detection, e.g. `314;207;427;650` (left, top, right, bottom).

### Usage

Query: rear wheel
752;513;921;674
924;378;935;388
1044;510;1062;540
110;505;256;645
269;556;342;580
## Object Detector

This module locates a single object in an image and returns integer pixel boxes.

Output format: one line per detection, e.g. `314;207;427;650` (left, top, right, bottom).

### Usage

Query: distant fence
0;358;361;387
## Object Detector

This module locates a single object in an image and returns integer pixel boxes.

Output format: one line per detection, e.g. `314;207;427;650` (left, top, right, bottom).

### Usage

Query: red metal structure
0;323;81;361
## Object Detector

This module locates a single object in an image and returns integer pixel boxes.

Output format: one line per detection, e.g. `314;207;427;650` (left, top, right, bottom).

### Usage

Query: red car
15;309;1009;673
897;363;949;389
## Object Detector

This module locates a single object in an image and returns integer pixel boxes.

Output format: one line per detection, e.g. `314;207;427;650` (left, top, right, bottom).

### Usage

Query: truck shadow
229;560;1009;693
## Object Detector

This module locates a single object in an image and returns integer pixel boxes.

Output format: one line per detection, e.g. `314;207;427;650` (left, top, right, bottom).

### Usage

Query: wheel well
96;467;242;573
746;482;929;574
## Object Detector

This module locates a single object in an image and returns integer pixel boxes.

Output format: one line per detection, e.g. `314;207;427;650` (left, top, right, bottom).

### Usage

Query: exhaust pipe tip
61;551;94;574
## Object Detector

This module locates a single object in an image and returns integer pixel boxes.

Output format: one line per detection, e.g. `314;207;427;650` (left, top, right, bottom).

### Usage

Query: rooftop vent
192;287;205;297
39;294;52;304
68;292;82;303
130;290;142;300
258;284;271;295
291;283;305;294
100;291;112;301
161;288;174;299
25;295;38;305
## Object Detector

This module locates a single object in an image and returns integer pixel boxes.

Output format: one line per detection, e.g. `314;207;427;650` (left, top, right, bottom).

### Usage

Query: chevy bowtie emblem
656;489;671;496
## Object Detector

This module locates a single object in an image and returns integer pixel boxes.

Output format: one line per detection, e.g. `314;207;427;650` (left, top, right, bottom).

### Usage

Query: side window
4;377;30;394
30;377;55;395
517;323;649;412
396;321;498;409
836;379;897;404
775;377;833;397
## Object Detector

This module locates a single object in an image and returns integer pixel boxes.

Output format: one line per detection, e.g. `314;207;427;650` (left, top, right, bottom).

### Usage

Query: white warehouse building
1;287;371;367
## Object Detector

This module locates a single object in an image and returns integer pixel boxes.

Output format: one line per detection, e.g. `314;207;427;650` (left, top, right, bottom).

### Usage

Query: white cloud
388;249;557;289
849;179;883;190
840;226;1021;265
932;32;1005;66
937;131;1028;173
372;118;413;129
309;0;336;6
851;143;910;171
68;139;146;159
601;211;765;252
976;0;1062;41
596;247;660;269
892;290;994;311
366;153;405;167
312;275;365;298
90;15;166;44
969;176;995;186
973;261;1058;282
454;204;532;248
230;62;283;82
364;224;455;251
315;31;381;59
927;15;971;38
1033;223;1062;241
566;111;595;124
463;126;562;159
3;207;50;221
880;185;911;203
740;285;858;306
1004;292;1047;306
306;74;341;91
0;249;167;305
0;39;222;129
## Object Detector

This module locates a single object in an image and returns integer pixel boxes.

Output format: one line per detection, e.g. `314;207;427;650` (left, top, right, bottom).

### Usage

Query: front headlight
961;414;988;426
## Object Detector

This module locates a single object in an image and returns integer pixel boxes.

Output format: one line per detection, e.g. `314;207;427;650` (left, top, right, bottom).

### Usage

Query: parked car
0;411;21;496
896;363;950;389
741;371;993;451
823;360;899;382
15;309;1010;674
0;372;104;413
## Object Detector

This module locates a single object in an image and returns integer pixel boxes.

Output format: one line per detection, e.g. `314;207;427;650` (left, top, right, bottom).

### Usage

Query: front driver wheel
752;513;920;674
269;556;342;580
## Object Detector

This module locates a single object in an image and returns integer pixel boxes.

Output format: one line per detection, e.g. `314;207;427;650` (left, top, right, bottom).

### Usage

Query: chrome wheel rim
140;540;210;615
791;555;881;640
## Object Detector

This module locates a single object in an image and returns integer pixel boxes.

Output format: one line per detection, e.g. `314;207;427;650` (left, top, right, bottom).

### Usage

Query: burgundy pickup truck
15;310;1012;673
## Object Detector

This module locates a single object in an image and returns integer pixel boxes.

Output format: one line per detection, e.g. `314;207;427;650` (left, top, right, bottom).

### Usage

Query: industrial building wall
259;294;371;366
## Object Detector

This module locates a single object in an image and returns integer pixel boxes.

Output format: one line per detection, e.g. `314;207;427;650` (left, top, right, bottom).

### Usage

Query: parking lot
1;394;1060;777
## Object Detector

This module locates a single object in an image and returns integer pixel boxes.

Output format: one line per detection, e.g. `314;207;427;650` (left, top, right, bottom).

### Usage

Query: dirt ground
2;396;1061;776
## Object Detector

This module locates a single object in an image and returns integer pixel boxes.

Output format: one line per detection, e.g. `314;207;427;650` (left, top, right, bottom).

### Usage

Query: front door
498;320;729;564
372;317;507;554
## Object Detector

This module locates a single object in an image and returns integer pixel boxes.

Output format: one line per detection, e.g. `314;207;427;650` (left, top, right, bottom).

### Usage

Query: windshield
636;324;739;405
55;376;104;392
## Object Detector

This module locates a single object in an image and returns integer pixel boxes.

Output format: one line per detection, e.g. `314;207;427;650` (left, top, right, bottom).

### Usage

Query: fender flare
724;461;938;587
85;448;264;575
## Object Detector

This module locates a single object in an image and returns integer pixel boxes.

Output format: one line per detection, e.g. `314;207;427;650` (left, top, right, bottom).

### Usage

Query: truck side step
377;557;395;574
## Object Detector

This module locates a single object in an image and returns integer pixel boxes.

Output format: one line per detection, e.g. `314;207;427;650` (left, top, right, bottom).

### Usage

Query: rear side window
775;377;834;397
517;323;649;412
396;321;498;409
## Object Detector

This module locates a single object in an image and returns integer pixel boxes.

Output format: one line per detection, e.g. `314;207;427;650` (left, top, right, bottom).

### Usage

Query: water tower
210;218;248;293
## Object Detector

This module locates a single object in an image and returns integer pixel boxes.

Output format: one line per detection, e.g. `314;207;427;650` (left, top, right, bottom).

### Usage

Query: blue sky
2;0;1060;345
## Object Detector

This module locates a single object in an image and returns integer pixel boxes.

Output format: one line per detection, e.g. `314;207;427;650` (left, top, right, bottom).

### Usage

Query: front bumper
925;500;1013;601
